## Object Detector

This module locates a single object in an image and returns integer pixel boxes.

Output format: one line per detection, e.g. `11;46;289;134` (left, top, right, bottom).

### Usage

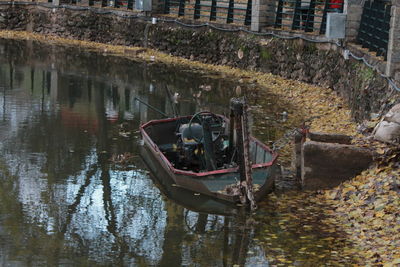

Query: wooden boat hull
140;144;240;215
140;116;279;205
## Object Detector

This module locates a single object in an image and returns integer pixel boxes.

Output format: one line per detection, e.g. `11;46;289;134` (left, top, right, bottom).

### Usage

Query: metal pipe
134;97;169;118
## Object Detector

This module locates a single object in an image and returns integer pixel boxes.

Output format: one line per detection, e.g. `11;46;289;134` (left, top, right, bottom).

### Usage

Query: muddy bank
0;3;396;121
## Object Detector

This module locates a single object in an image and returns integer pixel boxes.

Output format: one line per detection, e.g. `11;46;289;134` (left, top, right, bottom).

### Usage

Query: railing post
164;0;170;14
194;0;201;19
210;0;217;21
386;2;400;78
251;0;269;31
127;0;133;9
227;0;234;23
304;0;315;32
274;0;284;28
346;0;364;41
245;0;252;25
292;0;302;30
178;0;185;16
319;0;330;34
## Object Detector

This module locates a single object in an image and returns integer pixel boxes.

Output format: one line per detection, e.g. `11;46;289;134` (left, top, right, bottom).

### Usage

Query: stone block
385;103;400;124
374;121;400;144
346;10;362;21
374;121;400;143
291;132;304;179
307;132;352;144
301;141;374;190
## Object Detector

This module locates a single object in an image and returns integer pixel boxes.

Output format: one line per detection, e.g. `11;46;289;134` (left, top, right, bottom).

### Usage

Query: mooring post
230;97;257;210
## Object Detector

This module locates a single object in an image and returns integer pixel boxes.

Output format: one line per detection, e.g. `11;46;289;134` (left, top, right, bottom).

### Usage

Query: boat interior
143;113;274;173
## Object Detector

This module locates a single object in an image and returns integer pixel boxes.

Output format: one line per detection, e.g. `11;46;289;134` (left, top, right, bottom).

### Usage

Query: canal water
0;38;354;266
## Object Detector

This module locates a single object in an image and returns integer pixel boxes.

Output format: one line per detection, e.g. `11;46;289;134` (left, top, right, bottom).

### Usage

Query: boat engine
176;112;228;172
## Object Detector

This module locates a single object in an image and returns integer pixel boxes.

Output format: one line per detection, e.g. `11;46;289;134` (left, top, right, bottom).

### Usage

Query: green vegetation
260;47;272;60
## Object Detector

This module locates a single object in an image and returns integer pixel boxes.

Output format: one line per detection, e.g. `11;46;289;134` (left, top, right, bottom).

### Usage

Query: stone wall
0;3;397;120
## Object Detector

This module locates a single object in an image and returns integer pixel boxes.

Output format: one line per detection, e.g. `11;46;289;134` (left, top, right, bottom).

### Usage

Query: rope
3;1;400;92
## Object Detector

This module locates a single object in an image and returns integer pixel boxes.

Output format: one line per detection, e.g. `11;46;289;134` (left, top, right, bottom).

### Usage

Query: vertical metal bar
127;0;133;9
383;4;391;60
178;0;185;16
101;0;107;7
164;0;170;14
244;0;252;25
89;0;94;6
292;0;302;30
368;2;376;50
375;1;384;55
274;0;284;28
304;0;315;32
369;1;379;52
210;0;217;21
356;0;370;45
319;0;330;34
194;0;201;19
227;0;234;23
71;0;77;4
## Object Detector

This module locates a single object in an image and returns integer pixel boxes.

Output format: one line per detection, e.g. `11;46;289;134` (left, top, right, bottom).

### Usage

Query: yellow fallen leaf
391;258;400;264
377;148;385;154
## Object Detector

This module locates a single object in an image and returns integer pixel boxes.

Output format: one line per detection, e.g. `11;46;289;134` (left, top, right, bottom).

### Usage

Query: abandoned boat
140;111;279;204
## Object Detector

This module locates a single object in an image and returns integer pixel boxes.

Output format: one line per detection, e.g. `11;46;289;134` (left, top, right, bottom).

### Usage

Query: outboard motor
176;112;228;172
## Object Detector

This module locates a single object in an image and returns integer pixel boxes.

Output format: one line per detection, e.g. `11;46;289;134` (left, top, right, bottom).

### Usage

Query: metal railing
265;0;343;34
56;0;136;10
163;0;252;25
356;0;391;59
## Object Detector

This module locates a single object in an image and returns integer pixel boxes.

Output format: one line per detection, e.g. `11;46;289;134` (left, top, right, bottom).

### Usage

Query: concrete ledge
307;132;352;144
301;141;374;190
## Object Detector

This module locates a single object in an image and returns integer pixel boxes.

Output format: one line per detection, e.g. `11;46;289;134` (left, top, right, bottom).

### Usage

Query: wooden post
230;98;257;210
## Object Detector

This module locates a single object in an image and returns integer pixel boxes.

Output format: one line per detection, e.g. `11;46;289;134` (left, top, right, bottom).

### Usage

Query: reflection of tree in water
0;38;270;266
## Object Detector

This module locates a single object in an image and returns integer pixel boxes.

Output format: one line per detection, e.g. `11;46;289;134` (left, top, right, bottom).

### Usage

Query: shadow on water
0;38;356;266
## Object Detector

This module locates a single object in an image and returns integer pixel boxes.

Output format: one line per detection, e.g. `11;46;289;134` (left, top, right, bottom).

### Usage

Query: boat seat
179;123;203;145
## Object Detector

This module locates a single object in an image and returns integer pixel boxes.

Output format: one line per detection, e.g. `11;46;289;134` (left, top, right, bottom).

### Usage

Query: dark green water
0;38;354;266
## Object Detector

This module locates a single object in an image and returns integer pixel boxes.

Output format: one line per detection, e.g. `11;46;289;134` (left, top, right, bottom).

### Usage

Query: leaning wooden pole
230;97;257;210
242;101;257;210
